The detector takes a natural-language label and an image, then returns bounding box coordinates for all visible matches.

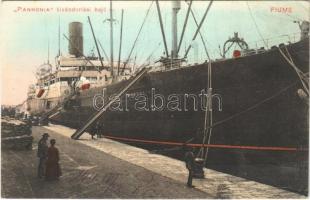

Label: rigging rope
[181,79,301,148]
[184,0,213,58]
[211,81,300,129]
[246,1,268,48]
[121,1,154,74]
[177,0,192,54]
[189,4,214,164]
[200,61,213,166]
[98,40,110,62]
[285,13,303,22]
[278,46,309,95]
[190,6,222,58]
[189,5,209,58]
[141,42,162,67]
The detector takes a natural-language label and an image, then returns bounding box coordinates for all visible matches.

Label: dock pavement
[1,124,307,198]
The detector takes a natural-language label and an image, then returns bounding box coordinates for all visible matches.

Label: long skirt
[45,162,62,180]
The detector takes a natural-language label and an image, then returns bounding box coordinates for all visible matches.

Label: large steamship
[26,1,309,193]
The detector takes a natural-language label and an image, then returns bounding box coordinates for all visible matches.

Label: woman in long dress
[45,139,62,180]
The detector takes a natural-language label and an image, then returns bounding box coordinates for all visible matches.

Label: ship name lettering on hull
[92,88,222,112]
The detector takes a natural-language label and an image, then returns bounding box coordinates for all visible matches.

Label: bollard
[193,158,205,178]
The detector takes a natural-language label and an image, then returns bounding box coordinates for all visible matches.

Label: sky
[0,0,309,105]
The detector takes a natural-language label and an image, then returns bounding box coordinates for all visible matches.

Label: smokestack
[69,22,83,57]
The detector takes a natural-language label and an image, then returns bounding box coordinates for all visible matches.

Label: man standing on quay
[37,133,49,178]
[185,147,195,187]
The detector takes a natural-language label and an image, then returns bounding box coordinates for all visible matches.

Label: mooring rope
[278,46,309,95]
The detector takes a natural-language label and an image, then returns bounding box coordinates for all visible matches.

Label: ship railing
[246,32,300,51]
[149,32,302,70]
[152,57,203,72]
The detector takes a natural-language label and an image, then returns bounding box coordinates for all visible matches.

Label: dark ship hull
[49,38,308,192]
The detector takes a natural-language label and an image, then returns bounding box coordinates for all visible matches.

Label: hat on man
[42,133,50,137]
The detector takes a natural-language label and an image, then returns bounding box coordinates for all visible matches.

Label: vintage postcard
[0,0,309,198]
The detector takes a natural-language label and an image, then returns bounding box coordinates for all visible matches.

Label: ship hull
[30,38,309,193]
[54,39,309,148]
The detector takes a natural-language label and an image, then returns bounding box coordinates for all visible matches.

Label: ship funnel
[69,22,83,57]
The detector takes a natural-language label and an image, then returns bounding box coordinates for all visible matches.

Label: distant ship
[25,1,309,193]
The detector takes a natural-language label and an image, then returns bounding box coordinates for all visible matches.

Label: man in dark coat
[37,133,49,178]
[184,146,195,187]
[95,121,103,138]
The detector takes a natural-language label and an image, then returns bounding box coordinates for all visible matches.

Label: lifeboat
[37,89,45,98]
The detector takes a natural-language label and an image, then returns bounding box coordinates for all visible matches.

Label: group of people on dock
[37,133,62,180]
[36,129,198,187]
[90,121,104,139]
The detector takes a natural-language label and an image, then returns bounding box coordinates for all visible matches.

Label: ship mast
[117,9,124,76]
[58,16,61,57]
[56,16,61,70]
[47,39,50,64]
[155,0,169,57]
[171,1,180,59]
[88,16,105,70]
[110,0,114,79]
[156,0,185,68]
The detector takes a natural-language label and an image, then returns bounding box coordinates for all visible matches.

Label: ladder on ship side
[71,67,150,140]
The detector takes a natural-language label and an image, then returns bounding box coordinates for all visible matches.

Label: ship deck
[1,124,306,198]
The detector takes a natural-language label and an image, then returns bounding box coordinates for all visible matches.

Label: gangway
[71,67,150,140]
